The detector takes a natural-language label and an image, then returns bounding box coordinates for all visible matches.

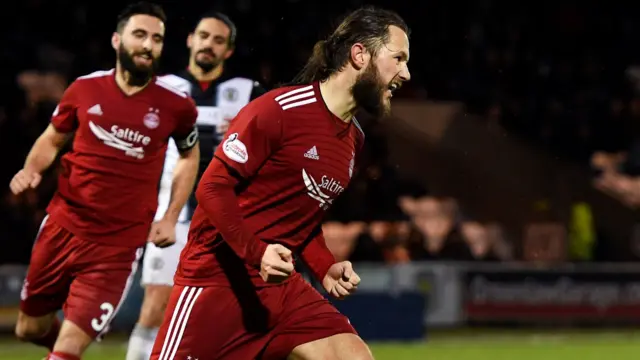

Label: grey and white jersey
[155,70,265,222]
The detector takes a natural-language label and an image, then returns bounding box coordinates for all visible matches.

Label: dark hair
[194,11,237,47]
[116,2,167,33]
[291,6,409,84]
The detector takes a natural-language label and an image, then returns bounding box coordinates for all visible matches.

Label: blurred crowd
[430,3,640,165]
[324,197,513,265]
[2,1,640,264]
[425,3,640,211]
[319,120,515,264]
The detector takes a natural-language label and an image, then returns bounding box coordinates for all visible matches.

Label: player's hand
[9,169,42,195]
[259,244,294,284]
[322,261,361,300]
[148,219,176,248]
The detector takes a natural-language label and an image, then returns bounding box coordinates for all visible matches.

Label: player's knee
[15,322,44,342]
[139,285,172,327]
[15,314,51,341]
[332,339,373,360]
[346,343,374,360]
[290,334,374,360]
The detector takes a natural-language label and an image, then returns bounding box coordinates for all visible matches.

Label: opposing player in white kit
[126,11,264,360]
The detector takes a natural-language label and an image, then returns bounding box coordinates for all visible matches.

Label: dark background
[3,0,640,267]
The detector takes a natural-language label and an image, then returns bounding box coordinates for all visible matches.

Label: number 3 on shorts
[91,302,115,332]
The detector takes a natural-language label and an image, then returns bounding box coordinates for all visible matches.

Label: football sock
[126,323,159,360]
[47,351,81,360]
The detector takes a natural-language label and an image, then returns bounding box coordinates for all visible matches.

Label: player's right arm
[195,100,294,282]
[9,82,77,195]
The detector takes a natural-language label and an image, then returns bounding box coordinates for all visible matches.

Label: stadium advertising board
[464,267,640,325]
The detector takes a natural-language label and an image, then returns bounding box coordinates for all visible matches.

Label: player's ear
[223,47,234,60]
[187,33,194,49]
[111,32,121,51]
[350,43,367,71]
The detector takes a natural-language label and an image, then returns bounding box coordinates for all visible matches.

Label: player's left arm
[301,229,361,299]
[149,101,200,248]
[300,228,336,282]
[302,131,365,292]
[164,145,200,224]
[164,101,201,224]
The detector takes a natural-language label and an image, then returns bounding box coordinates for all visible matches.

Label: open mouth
[135,54,152,65]
[387,82,400,97]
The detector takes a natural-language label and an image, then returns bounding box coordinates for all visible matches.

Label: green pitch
[2,330,640,359]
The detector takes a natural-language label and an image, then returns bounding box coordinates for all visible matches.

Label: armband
[175,126,199,151]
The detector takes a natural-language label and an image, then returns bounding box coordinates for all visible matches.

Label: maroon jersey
[47,69,198,248]
[177,82,364,287]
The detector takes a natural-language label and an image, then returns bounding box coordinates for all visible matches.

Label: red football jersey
[177,82,364,287]
[47,69,198,248]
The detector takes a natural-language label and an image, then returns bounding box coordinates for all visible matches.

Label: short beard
[351,61,389,119]
[118,43,158,86]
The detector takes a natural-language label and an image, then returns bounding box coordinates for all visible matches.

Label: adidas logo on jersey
[304,146,320,160]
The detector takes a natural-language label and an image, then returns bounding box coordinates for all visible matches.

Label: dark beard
[195,59,216,73]
[351,62,389,119]
[118,43,158,86]
[194,49,220,73]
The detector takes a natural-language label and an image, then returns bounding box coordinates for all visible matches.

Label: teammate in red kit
[9,3,200,360]
[151,6,410,360]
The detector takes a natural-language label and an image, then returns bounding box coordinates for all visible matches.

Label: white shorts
[141,222,190,287]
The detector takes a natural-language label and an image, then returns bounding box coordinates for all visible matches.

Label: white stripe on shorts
[31,214,50,250]
[158,286,203,360]
[97,247,144,340]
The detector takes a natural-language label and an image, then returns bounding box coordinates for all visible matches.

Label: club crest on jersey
[223,88,239,102]
[143,108,160,129]
[223,132,248,163]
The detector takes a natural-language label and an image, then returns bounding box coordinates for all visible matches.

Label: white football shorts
[141,222,190,286]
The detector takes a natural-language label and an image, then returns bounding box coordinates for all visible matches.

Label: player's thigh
[288,333,373,360]
[20,216,73,319]
[263,277,358,360]
[64,245,143,340]
[151,285,269,360]
[141,222,188,287]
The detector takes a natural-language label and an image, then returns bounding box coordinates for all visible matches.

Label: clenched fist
[148,218,177,248]
[322,261,361,300]
[259,244,294,284]
[9,169,42,195]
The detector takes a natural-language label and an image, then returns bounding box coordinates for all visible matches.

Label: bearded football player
[151,6,409,360]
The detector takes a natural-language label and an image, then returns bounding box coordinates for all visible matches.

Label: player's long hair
[289,6,409,85]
